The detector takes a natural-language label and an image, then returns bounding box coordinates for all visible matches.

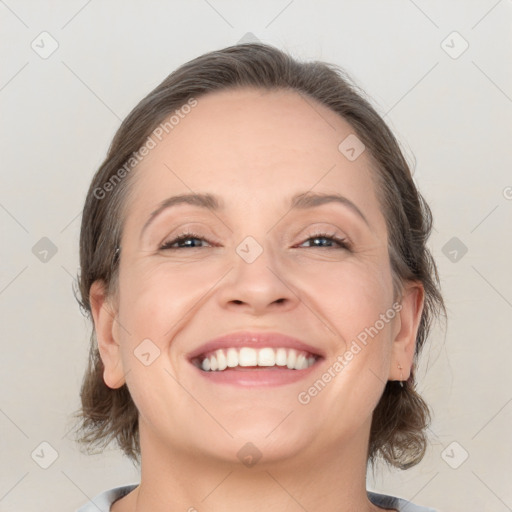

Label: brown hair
[75,42,446,469]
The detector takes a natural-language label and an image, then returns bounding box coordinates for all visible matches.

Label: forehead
[159,87,359,171]
[125,87,385,233]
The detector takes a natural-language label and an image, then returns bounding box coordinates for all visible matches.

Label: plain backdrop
[1,1,511,511]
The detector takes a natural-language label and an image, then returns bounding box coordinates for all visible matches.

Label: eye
[158,231,351,251]
[159,232,212,250]
[298,232,352,251]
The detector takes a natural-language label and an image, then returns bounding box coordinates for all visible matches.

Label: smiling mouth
[192,347,320,372]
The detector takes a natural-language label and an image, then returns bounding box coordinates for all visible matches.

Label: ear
[89,280,126,389]
[389,280,425,381]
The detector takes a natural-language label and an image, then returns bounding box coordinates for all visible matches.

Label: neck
[114,419,385,512]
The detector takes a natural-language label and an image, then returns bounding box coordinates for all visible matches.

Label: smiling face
[90,87,422,468]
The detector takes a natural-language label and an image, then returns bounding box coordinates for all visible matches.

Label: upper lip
[187,331,326,361]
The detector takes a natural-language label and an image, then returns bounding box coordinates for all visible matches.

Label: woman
[75,42,445,512]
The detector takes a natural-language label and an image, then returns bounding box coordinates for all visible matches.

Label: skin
[90,87,424,512]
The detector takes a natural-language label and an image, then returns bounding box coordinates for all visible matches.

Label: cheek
[117,258,224,335]
[294,258,396,404]
[291,257,395,340]
[113,262,205,424]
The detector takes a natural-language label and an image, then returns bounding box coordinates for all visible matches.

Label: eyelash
[299,232,352,251]
[159,231,352,251]
[159,232,211,251]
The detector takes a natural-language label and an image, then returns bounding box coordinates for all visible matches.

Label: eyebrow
[140,193,221,240]
[139,191,369,240]
[290,192,369,227]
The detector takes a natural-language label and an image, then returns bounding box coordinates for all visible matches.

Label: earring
[398,363,404,388]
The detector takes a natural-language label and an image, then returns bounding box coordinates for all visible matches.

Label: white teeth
[216,350,227,371]
[286,350,296,369]
[226,347,238,367]
[296,353,307,370]
[258,347,276,366]
[198,347,317,372]
[275,348,287,366]
[239,347,257,366]
[201,358,211,371]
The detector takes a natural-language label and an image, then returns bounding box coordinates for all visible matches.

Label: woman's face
[93,88,421,466]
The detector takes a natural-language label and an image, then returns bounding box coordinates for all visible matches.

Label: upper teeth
[199,347,316,372]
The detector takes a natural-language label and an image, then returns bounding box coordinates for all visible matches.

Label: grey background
[1,1,511,511]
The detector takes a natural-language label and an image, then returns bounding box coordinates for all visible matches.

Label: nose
[216,237,299,316]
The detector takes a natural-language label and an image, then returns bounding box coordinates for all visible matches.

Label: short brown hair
[74,42,446,469]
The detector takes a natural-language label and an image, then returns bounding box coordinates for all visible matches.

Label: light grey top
[76,484,438,511]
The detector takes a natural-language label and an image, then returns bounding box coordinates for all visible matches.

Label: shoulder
[368,490,438,512]
[76,484,139,512]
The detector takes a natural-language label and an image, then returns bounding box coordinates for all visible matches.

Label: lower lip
[191,361,321,387]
